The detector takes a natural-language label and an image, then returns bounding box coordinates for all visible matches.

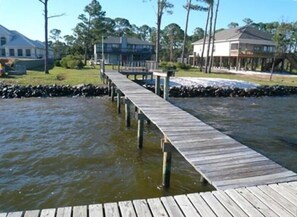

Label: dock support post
[137,111,145,149]
[111,85,115,102]
[125,97,131,127]
[200,176,208,185]
[163,76,169,101]
[155,76,161,96]
[162,138,173,188]
[108,79,112,97]
[117,90,122,114]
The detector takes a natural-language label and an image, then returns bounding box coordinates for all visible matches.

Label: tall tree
[38,0,49,74]
[144,0,173,63]
[50,29,66,59]
[209,0,220,73]
[228,22,239,29]
[181,0,207,64]
[243,18,254,26]
[204,0,214,73]
[114,17,133,36]
[138,25,152,41]
[38,0,64,73]
[192,27,204,41]
[163,23,184,61]
[74,0,106,65]
[199,2,210,71]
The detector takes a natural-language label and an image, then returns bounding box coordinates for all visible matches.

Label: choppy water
[0,97,210,212]
[171,96,297,173]
[1,96,297,212]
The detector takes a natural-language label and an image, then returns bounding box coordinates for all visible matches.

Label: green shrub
[60,55,84,69]
[56,73,66,81]
[55,60,61,67]
[176,62,191,70]
[159,61,177,70]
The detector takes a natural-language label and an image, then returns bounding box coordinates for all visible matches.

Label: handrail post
[155,76,161,96]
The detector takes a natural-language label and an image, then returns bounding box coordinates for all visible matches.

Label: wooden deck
[104,71,297,190]
[2,182,297,216]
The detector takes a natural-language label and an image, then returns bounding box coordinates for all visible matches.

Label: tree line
[42,0,296,74]
[47,0,211,69]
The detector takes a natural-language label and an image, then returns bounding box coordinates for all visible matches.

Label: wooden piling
[117,90,122,114]
[161,139,173,188]
[111,85,115,102]
[125,97,131,127]
[108,80,112,97]
[137,112,145,149]
[200,176,208,185]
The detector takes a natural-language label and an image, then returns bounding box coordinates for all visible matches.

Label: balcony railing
[97,47,153,54]
[230,49,275,57]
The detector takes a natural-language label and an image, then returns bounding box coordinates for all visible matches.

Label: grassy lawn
[1,65,297,87]
[0,66,103,86]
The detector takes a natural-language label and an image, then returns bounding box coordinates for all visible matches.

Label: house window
[9,49,15,56]
[26,49,31,57]
[0,37,6,46]
[230,43,239,50]
[18,49,23,57]
[1,49,5,56]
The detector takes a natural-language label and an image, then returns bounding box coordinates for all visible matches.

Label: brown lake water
[0,96,297,212]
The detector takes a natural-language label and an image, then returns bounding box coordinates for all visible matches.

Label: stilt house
[192,26,276,71]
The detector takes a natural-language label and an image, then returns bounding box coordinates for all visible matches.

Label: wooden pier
[2,182,297,216]
[103,70,297,190]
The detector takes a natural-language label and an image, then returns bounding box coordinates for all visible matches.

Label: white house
[0,24,53,59]
[192,26,276,71]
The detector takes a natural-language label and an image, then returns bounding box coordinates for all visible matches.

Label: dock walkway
[104,71,297,190]
[2,182,297,216]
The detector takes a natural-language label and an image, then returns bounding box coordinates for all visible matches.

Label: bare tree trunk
[209,0,219,73]
[181,0,191,64]
[44,0,49,74]
[200,8,210,72]
[156,0,163,63]
[205,2,213,73]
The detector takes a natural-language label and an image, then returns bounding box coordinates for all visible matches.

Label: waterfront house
[94,36,154,64]
[0,24,53,60]
[192,26,276,71]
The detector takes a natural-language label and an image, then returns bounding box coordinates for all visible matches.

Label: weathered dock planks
[104,71,297,190]
[2,183,297,217]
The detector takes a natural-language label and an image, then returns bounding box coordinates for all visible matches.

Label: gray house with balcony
[94,36,154,64]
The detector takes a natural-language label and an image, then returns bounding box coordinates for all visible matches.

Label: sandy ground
[145,69,297,89]
[168,77,259,89]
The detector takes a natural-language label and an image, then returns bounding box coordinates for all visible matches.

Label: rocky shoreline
[1,83,297,98]
[0,84,108,98]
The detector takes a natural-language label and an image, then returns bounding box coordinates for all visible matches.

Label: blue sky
[0,0,296,41]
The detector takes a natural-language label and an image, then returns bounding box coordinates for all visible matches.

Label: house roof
[0,25,13,36]
[104,36,153,46]
[192,26,274,44]
[0,24,47,49]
